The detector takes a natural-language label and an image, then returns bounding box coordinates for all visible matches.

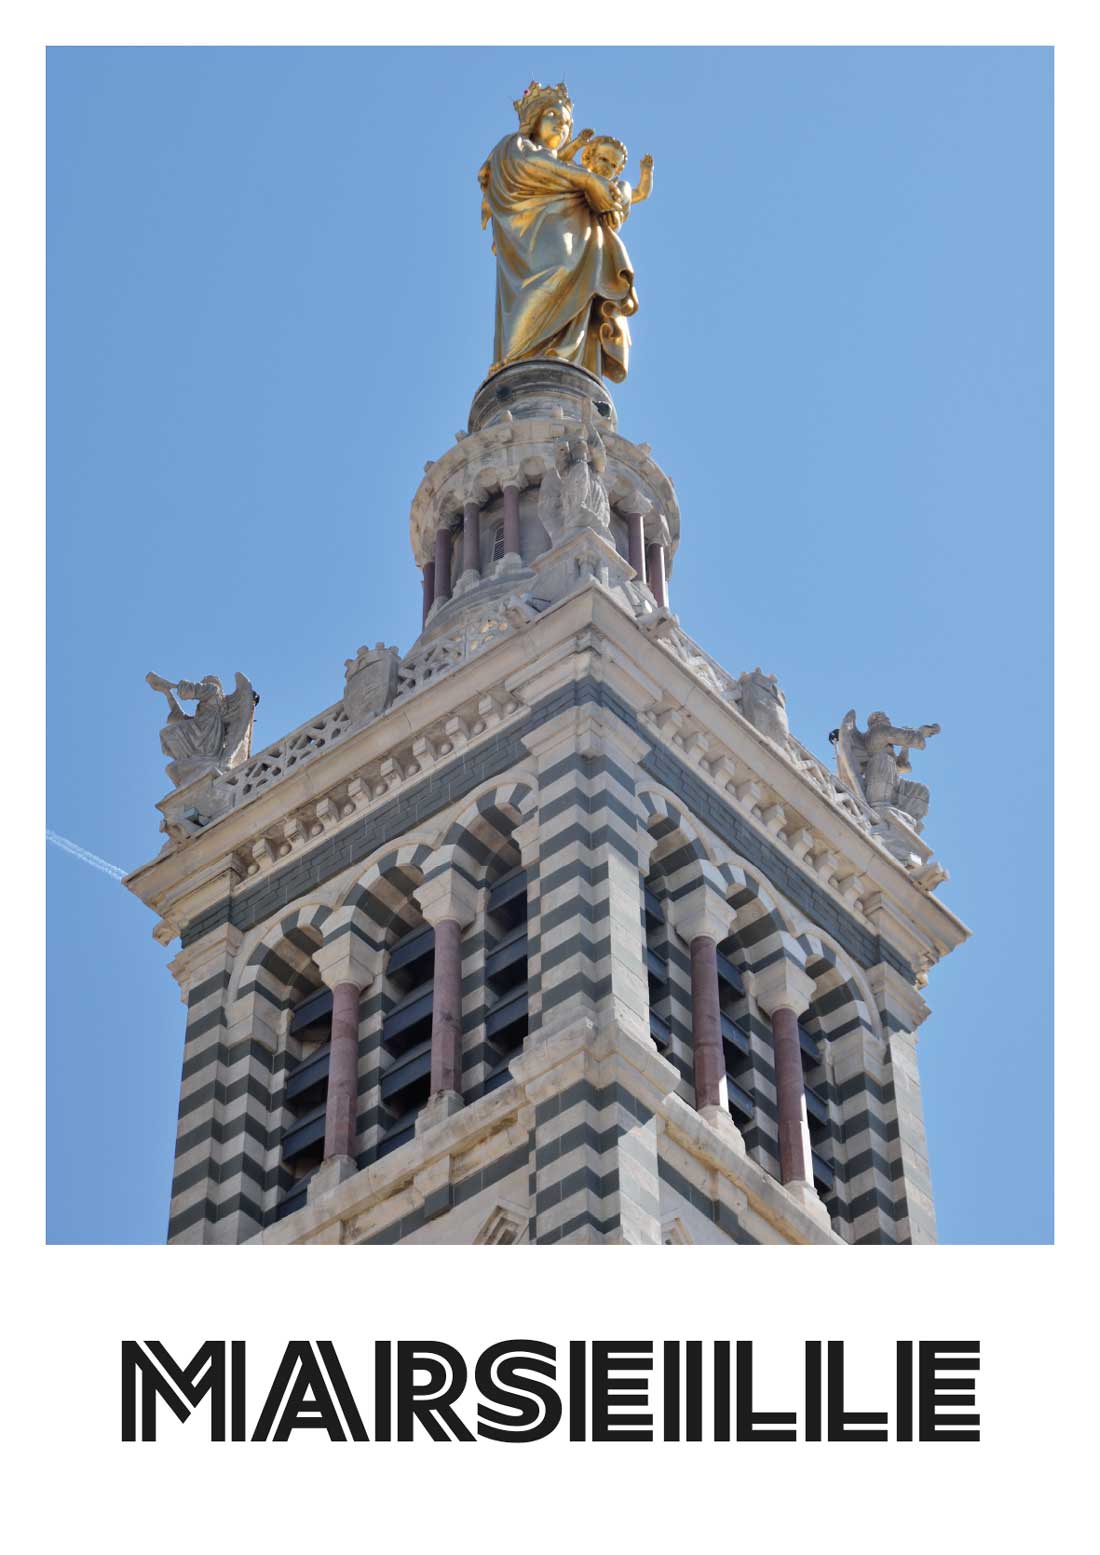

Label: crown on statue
[513,80,573,134]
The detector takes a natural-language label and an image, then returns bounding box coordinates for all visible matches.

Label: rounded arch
[339,840,435,952]
[712,857,798,974]
[797,930,882,1044]
[435,776,538,885]
[637,786,714,867]
[229,901,334,1031]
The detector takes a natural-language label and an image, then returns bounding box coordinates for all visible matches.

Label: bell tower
[125,357,967,1246]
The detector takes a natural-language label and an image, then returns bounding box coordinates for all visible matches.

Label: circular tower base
[468,359,618,434]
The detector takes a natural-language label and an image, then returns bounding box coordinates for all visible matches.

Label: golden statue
[478,82,655,384]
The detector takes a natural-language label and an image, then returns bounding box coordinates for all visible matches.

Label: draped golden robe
[481,134,639,384]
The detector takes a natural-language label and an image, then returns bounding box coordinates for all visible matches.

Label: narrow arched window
[716,933,754,1129]
[483,860,529,1092]
[377,919,436,1157]
[277,980,334,1219]
[798,1016,835,1201]
[643,877,673,1054]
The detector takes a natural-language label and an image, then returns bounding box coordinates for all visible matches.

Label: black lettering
[826,1341,888,1441]
[918,1341,980,1441]
[121,1340,227,1443]
[736,1340,796,1441]
[396,1342,474,1442]
[591,1341,653,1442]
[475,1341,562,1442]
[251,1341,357,1441]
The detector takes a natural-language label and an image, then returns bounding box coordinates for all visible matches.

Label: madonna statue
[478,82,643,384]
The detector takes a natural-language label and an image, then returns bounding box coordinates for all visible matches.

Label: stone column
[415,868,479,1133]
[646,543,668,608]
[624,508,646,579]
[460,498,481,584]
[748,961,829,1226]
[433,524,453,604]
[689,936,724,1110]
[421,561,435,625]
[310,942,375,1200]
[323,981,362,1163]
[501,480,522,565]
[669,889,743,1151]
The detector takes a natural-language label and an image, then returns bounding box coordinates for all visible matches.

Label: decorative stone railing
[781,731,879,831]
[641,612,745,705]
[393,606,520,702]
[215,702,352,806]
[203,598,541,823]
[229,682,522,880]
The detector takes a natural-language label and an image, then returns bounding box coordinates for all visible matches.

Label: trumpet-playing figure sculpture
[478,82,653,384]
[146,670,258,788]
[831,710,942,828]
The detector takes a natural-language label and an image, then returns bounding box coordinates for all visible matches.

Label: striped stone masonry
[134,574,965,1247]
[167,923,285,1244]
[520,700,652,1049]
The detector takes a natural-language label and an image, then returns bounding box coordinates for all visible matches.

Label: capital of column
[667,883,733,949]
[746,960,816,1020]
[314,948,376,993]
[416,867,479,930]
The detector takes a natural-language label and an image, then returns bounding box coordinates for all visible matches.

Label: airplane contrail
[46,829,128,881]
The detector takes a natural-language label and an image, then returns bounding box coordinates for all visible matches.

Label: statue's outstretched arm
[883,723,935,749]
[633,154,654,203]
[558,128,594,163]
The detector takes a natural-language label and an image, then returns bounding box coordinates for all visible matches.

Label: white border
[8,3,1088,1541]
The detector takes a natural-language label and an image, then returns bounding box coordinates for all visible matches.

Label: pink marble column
[647,543,668,608]
[462,499,481,577]
[689,936,724,1111]
[421,562,435,626]
[501,482,521,559]
[429,917,463,1097]
[323,982,361,1162]
[433,525,452,603]
[625,509,646,579]
[772,1005,812,1185]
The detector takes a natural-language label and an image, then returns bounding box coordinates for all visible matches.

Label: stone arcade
[125,354,968,1247]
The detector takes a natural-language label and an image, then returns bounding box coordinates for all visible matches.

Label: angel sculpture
[536,422,611,544]
[830,710,941,829]
[146,670,258,788]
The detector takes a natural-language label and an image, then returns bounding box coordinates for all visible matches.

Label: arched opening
[715,928,754,1131]
[797,1007,835,1202]
[271,925,330,1219]
[377,908,436,1158]
[642,871,673,1056]
[482,837,529,1093]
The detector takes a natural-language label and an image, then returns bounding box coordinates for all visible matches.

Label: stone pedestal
[308,1154,358,1203]
[469,359,617,433]
[415,1088,465,1136]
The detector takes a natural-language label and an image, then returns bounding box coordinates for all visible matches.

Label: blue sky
[46,45,1052,1244]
